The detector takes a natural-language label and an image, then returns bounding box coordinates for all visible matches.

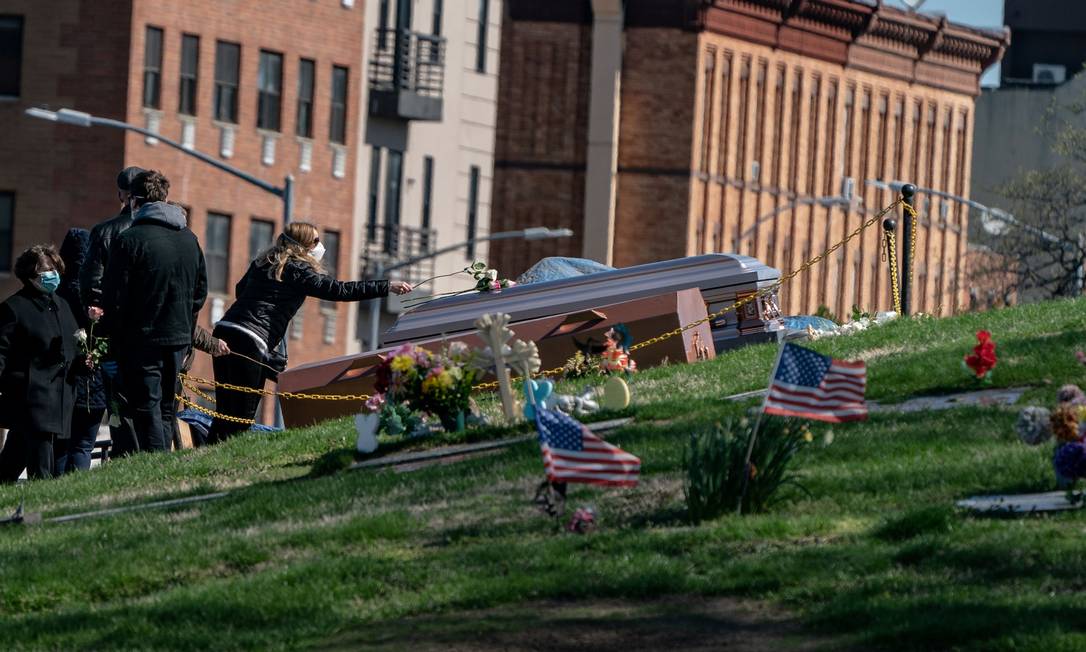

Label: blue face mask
[37,270,60,294]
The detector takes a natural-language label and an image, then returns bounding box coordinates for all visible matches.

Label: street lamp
[365,227,575,350]
[26,106,296,426]
[25,107,295,225]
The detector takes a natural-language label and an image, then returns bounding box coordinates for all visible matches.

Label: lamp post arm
[86,115,284,197]
[382,230,561,274]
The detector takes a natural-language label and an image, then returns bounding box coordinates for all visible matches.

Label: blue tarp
[515,257,615,285]
[783,316,838,332]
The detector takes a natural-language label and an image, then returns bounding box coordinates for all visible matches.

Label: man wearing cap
[80,166,144,456]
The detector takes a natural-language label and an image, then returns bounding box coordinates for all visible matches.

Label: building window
[475,0,490,73]
[330,65,349,144]
[466,165,480,259]
[0,192,13,272]
[142,26,163,109]
[178,34,199,115]
[432,0,443,36]
[0,16,24,97]
[421,156,434,250]
[296,58,315,139]
[257,50,283,132]
[367,148,381,242]
[214,41,241,123]
[383,150,403,254]
[249,218,274,261]
[205,212,232,294]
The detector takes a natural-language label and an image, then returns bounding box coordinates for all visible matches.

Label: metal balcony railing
[362,223,438,284]
[368,29,445,121]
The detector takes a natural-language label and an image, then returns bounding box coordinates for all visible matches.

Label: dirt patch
[316,596,843,652]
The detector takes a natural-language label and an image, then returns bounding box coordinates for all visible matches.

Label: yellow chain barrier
[884,230,902,316]
[178,197,919,414]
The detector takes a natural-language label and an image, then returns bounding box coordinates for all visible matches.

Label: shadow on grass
[315,596,837,652]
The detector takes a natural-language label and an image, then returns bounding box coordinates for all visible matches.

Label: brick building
[0,0,365,418]
[491,0,1007,318]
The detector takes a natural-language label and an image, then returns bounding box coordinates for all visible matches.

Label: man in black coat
[82,166,143,457]
[0,246,81,481]
[101,170,208,453]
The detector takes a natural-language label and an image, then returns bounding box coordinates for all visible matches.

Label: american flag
[534,409,640,486]
[763,343,868,423]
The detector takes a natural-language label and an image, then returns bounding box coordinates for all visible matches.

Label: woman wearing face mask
[206,222,411,443]
[0,245,82,481]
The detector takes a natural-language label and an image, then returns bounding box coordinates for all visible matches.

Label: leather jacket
[220,259,388,352]
[81,207,134,309]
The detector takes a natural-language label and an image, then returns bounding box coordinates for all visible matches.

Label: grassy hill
[1,298,1085,650]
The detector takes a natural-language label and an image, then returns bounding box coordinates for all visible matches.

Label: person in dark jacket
[207,221,411,443]
[82,166,144,458]
[54,229,107,473]
[101,170,208,453]
[0,245,81,481]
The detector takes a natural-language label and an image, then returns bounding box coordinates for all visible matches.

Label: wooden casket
[386,253,783,352]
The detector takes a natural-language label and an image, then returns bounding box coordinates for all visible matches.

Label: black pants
[207,326,265,444]
[54,407,106,474]
[0,430,56,481]
[103,371,139,457]
[120,345,187,453]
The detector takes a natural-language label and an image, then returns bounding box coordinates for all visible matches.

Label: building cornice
[701,0,1010,96]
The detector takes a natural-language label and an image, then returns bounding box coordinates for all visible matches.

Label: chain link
[178,373,371,402]
[884,230,902,315]
[905,200,918,295]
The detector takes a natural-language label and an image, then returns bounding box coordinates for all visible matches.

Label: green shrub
[683,417,815,521]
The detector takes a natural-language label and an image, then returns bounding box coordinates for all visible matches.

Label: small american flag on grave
[763,343,868,423]
[534,409,640,487]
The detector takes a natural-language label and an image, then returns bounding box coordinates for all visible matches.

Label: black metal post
[882,217,896,306]
[899,183,916,316]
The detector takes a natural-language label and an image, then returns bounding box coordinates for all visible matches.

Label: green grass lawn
[2,299,1086,650]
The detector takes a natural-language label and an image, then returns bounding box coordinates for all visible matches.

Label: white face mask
[311,241,326,262]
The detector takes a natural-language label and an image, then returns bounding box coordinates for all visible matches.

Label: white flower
[486,269,498,281]
[74,329,88,344]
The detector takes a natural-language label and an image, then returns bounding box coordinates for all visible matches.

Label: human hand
[389,281,413,295]
[88,306,104,321]
[212,339,230,357]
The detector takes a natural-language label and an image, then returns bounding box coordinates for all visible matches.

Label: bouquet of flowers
[962,330,997,382]
[401,261,517,312]
[75,322,109,413]
[368,342,481,433]
[1015,373,1086,486]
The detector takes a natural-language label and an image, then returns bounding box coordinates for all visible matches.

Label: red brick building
[491,0,1008,318]
[0,0,365,417]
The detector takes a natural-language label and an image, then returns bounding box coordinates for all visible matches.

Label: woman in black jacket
[207,222,411,442]
[0,245,81,481]
[54,229,107,473]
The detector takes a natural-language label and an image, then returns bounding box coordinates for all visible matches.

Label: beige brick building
[491,0,1007,319]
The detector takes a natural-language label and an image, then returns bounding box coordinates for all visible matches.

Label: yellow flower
[390,355,414,373]
[437,370,454,388]
[803,429,814,443]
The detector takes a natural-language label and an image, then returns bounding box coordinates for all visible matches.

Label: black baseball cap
[116,166,146,191]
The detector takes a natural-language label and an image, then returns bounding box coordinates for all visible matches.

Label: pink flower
[1076,350,1086,366]
[364,393,386,413]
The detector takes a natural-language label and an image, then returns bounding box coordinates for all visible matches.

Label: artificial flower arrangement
[367,342,481,434]
[962,330,997,382]
[599,324,637,375]
[1015,380,1086,486]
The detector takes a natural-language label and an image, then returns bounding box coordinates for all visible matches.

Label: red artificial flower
[964,330,997,379]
